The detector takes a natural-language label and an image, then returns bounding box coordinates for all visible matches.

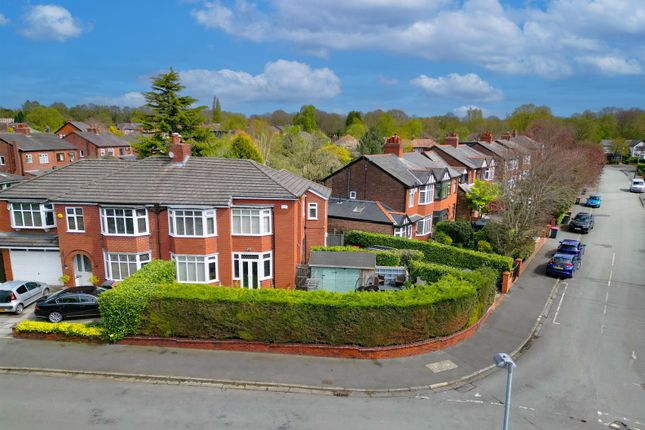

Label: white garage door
[10,249,63,286]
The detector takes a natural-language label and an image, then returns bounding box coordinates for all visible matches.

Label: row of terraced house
[0,125,540,289]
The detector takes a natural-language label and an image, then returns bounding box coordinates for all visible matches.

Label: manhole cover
[455,383,475,393]
[425,360,458,373]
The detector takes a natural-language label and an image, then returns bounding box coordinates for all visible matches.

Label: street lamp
[494,353,517,430]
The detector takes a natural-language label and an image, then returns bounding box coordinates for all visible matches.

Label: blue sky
[0,0,643,117]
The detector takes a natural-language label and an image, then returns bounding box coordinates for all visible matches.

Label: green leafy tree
[400,118,423,139]
[13,111,25,123]
[507,104,552,132]
[25,106,65,131]
[345,111,362,127]
[375,112,396,137]
[221,112,248,131]
[358,126,384,154]
[346,121,366,139]
[212,96,222,123]
[227,132,264,163]
[466,180,501,214]
[132,69,208,157]
[293,105,317,132]
[320,144,352,164]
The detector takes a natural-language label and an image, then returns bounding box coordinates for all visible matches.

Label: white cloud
[179,60,341,103]
[191,0,645,78]
[22,5,83,42]
[411,73,503,101]
[89,92,146,107]
[576,55,642,75]
[0,13,9,25]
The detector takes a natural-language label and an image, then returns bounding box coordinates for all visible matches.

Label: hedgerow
[15,321,103,339]
[140,276,481,346]
[98,260,175,342]
[310,246,423,266]
[345,230,513,282]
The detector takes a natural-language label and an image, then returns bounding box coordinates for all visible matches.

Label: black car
[568,212,594,233]
[34,286,107,323]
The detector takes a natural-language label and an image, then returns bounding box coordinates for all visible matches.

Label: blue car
[557,239,586,258]
[586,194,601,208]
[546,253,579,278]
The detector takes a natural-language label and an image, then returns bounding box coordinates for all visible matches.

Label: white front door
[73,254,93,286]
[237,254,260,289]
[9,249,63,285]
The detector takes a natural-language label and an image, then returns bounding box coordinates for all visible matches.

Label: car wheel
[42,288,50,297]
[15,303,24,315]
[48,312,63,323]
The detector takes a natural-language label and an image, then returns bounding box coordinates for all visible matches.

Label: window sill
[12,226,56,231]
[66,230,86,234]
[101,233,150,237]
[232,233,273,237]
[169,234,218,239]
[177,280,220,284]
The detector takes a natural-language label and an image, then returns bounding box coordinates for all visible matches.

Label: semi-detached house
[0,136,329,289]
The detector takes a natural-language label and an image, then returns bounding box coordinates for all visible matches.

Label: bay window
[174,254,218,283]
[100,208,148,236]
[104,251,150,280]
[418,184,434,205]
[415,216,432,236]
[232,208,272,235]
[168,209,216,237]
[10,202,55,229]
[434,181,451,200]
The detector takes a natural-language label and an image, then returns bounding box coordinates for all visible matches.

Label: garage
[9,249,63,285]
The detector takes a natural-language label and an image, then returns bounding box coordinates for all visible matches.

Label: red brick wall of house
[0,142,11,173]
[456,189,472,221]
[56,123,80,138]
[303,191,327,257]
[63,133,94,158]
[324,158,407,212]
[21,150,79,172]
[328,218,393,235]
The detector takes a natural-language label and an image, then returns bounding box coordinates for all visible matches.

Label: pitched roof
[0,133,78,152]
[495,139,530,154]
[309,251,375,270]
[466,141,511,159]
[510,135,542,150]
[328,197,397,225]
[54,121,90,134]
[430,145,479,169]
[411,138,438,148]
[0,172,26,185]
[71,131,134,148]
[364,153,461,187]
[0,156,331,206]
[0,231,59,248]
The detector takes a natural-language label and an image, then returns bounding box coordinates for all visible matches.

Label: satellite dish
[168,151,175,158]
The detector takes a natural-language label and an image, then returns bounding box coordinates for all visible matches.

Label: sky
[0,0,643,118]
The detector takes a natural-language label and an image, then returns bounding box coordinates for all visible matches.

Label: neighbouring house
[464,132,520,186]
[410,138,439,153]
[55,121,91,138]
[0,125,81,177]
[308,251,376,293]
[0,119,14,132]
[0,134,330,288]
[0,172,25,190]
[328,197,417,237]
[629,139,645,158]
[64,128,135,159]
[333,134,360,152]
[117,122,144,136]
[323,135,463,240]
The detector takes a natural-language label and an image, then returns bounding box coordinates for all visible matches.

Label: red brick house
[55,121,91,138]
[64,129,135,159]
[323,136,462,239]
[0,125,81,177]
[0,135,329,289]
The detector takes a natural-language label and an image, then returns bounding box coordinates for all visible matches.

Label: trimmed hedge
[140,276,485,347]
[14,321,103,339]
[345,230,513,281]
[98,260,176,341]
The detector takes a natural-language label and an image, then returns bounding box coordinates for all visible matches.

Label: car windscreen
[634,180,645,185]
[574,214,590,221]
[45,290,65,302]
[552,256,572,264]
[0,290,13,303]
[589,195,600,200]
[559,245,578,252]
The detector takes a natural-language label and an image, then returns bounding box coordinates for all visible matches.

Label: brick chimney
[383,134,403,157]
[511,129,517,138]
[10,141,22,176]
[87,125,100,134]
[444,132,459,148]
[169,133,191,164]
[501,131,511,141]
[480,131,493,143]
[13,123,30,136]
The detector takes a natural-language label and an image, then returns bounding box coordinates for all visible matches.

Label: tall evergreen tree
[132,69,207,157]
[212,96,222,123]
[358,126,384,154]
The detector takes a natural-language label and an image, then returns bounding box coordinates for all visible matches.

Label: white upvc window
[79,150,85,158]
[0,156,5,165]
[99,149,106,156]
[349,191,357,199]
[69,152,76,162]
[394,227,404,237]
[104,251,151,281]
[168,209,216,237]
[10,202,55,229]
[307,202,318,220]
[100,207,148,236]
[56,153,65,162]
[107,148,115,156]
[484,167,494,180]
[25,154,32,164]
[233,252,273,281]
[408,189,416,208]
[418,185,434,205]
[415,216,432,236]
[406,224,413,238]
[66,207,85,232]
[173,254,218,283]
[39,153,49,164]
[232,208,272,235]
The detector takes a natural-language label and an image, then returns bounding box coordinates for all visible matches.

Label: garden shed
[309,251,376,293]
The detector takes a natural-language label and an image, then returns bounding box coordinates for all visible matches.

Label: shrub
[310,246,400,266]
[435,220,473,245]
[345,231,513,282]
[435,231,453,245]
[98,260,176,341]
[140,276,482,347]
[15,321,103,339]
[477,240,494,253]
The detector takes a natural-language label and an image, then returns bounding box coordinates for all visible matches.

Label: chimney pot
[480,131,493,143]
[383,134,403,157]
[169,133,190,164]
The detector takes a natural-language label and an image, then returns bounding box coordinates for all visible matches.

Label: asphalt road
[0,166,643,430]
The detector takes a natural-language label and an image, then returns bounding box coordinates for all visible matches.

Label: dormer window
[10,202,55,229]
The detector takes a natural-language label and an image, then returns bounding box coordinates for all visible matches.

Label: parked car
[0,281,50,314]
[630,178,645,193]
[568,212,594,233]
[546,253,580,278]
[585,195,601,208]
[556,239,586,258]
[34,286,107,323]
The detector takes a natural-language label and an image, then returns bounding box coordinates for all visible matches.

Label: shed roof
[309,251,376,270]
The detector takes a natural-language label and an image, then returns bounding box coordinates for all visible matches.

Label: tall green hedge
[140,276,484,347]
[310,246,423,267]
[98,260,175,341]
[345,231,513,281]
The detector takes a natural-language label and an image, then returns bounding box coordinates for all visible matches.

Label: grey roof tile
[0,232,59,248]
[309,251,375,269]
[71,131,133,148]
[0,133,79,152]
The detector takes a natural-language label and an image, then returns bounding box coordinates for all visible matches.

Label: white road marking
[600,324,605,334]
[603,304,607,315]
[611,252,615,266]
[473,393,481,398]
[608,270,613,287]
[446,399,484,404]
[632,351,637,360]
[552,282,568,325]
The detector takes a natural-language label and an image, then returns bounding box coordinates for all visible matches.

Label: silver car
[0,281,50,314]
[630,178,645,193]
